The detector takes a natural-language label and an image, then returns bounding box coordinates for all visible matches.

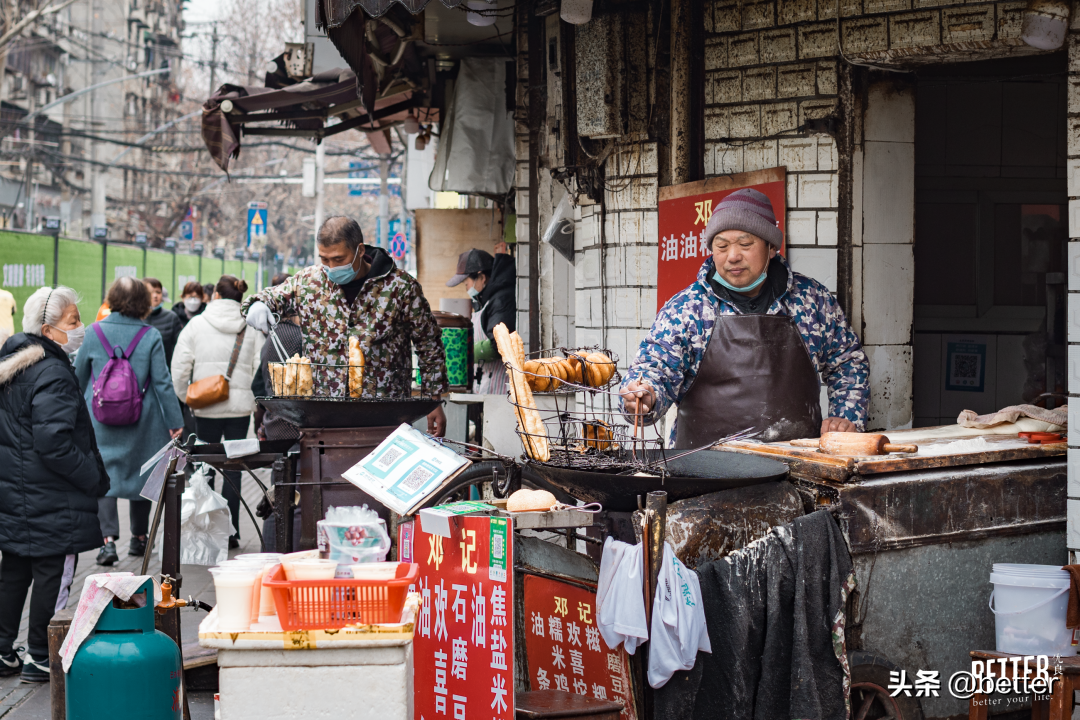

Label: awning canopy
[201,68,435,172]
[321,0,463,22]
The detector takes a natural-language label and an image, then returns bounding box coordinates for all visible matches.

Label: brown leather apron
[674,313,822,449]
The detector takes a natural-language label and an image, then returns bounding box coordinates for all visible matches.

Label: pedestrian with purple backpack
[74,276,183,566]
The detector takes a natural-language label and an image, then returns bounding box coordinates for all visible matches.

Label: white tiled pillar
[857,80,916,430]
[1067,32,1080,558]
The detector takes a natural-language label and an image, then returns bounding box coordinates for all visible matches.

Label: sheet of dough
[883,419,1063,443]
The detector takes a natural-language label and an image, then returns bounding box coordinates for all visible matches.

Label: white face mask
[184,297,202,313]
[58,323,85,353]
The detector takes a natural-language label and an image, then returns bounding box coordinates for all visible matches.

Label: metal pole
[527,7,543,354]
[52,232,59,287]
[378,157,389,250]
[645,490,667,618]
[313,143,325,253]
[171,247,176,300]
[208,24,218,97]
[100,237,107,303]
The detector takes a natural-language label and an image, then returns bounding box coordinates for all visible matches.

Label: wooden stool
[516,690,624,720]
[969,650,1080,720]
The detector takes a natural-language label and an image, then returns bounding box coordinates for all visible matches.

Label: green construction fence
[0,230,267,333]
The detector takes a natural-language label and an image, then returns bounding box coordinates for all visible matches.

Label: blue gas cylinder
[66,578,183,720]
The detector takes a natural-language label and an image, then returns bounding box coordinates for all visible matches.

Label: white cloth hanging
[647,543,712,688]
[596,537,649,654]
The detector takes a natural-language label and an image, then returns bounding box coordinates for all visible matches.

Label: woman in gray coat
[74,277,183,566]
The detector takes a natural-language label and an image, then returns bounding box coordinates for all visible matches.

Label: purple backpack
[90,324,152,426]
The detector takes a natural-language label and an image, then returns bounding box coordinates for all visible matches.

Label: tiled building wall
[1067,28,1080,559]
[703,0,1032,428]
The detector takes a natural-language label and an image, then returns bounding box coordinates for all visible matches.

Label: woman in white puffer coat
[171,275,264,547]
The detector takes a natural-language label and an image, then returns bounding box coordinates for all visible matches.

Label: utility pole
[378,156,389,250]
[89,0,106,235]
[313,142,325,254]
[208,24,219,97]
[22,87,35,230]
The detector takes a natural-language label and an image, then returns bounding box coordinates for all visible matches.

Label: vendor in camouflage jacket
[620,189,868,448]
[243,216,448,435]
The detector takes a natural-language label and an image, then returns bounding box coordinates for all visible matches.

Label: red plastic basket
[262,562,418,630]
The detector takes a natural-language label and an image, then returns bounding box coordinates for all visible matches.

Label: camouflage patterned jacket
[621,254,869,430]
[242,247,448,399]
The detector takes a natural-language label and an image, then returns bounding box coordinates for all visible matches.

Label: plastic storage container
[989,563,1075,656]
[262,562,419,630]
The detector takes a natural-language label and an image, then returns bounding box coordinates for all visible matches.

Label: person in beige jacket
[171,275,264,547]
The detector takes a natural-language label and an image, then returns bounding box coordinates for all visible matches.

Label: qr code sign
[946,342,984,391]
[400,465,434,493]
[374,445,405,471]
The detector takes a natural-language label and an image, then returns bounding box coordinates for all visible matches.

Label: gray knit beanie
[704,188,783,250]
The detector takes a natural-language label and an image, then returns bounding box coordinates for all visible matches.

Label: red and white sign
[522,575,636,720]
[656,167,787,311]
[408,516,514,720]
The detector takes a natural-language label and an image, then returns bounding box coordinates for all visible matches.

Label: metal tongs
[620,426,758,475]
[267,312,291,362]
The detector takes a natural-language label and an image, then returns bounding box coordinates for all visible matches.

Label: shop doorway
[912,54,1068,427]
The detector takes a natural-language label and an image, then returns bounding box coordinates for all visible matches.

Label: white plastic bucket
[989,563,1075,656]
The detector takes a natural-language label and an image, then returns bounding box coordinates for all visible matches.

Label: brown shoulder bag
[186,327,247,410]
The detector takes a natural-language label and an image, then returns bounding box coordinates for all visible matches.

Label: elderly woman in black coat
[0,286,109,684]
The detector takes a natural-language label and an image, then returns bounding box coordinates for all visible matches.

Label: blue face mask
[466,287,480,299]
[713,267,769,293]
[322,246,360,285]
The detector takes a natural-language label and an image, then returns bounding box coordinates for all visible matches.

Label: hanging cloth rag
[654,510,855,720]
[596,537,649,655]
[649,543,712,688]
[60,573,161,672]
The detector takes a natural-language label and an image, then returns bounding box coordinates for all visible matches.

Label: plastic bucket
[989,563,1075,656]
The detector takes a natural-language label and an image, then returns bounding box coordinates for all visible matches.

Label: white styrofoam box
[716,144,744,175]
[912,333,941,420]
[817,137,837,172]
[861,243,914,346]
[1069,498,1080,549]
[1070,449,1080,496]
[817,211,838,246]
[577,247,600,287]
[640,288,658,328]
[1070,344,1080,393]
[1069,159,1080,198]
[1071,201,1080,240]
[1070,293,1080,342]
[795,173,838,209]
[786,247,837,292]
[852,148,864,247]
[864,81,915,143]
[863,141,914,244]
[1069,242,1080,290]
[612,287,642,327]
[778,138,818,172]
[786,210,817,245]
[625,245,656,286]
[865,344,914,431]
[642,211,659,246]
[619,211,645,244]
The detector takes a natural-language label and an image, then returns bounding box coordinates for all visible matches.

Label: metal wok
[256,397,441,428]
[522,449,789,512]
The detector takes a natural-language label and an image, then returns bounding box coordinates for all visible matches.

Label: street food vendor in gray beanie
[704,188,783,250]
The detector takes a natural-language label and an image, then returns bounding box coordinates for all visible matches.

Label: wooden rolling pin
[790,432,918,456]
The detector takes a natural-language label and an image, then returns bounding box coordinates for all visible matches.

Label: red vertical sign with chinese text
[522,576,637,720]
[656,167,787,311]
[413,516,514,720]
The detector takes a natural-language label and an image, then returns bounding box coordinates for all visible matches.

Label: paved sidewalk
[1,467,269,719]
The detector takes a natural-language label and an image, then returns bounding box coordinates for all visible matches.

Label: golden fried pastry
[348,337,364,398]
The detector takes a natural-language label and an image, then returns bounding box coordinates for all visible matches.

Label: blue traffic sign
[179,220,194,242]
[246,201,268,247]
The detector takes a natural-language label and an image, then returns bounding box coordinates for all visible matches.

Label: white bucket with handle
[989,563,1075,656]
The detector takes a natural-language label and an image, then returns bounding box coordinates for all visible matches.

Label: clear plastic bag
[162,465,232,566]
[317,505,391,564]
[542,192,576,263]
